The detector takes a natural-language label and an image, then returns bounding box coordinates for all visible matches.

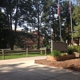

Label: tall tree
[0,10,9,48]
[13,0,33,49]
[42,0,64,41]
[72,4,80,38]
[1,0,34,49]
[0,0,15,49]
[41,0,75,44]
[73,6,80,25]
[76,0,80,6]
[13,0,33,32]
[30,0,43,49]
[41,0,58,44]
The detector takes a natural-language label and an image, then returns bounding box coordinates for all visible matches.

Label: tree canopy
[0,10,10,48]
[72,0,80,38]
[0,0,80,48]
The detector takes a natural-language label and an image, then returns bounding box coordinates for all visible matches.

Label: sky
[72,0,77,4]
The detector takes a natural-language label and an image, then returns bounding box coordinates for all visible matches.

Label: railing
[0,48,41,59]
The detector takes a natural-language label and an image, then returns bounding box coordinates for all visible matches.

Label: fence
[40,47,46,55]
[0,48,46,59]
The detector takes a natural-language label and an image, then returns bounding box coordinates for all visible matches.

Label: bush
[68,46,78,54]
[46,45,50,49]
[14,45,18,49]
[51,50,61,57]
[76,46,80,53]
[33,44,37,49]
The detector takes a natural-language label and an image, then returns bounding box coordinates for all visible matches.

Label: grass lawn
[0,52,45,60]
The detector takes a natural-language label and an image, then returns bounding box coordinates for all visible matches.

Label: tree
[72,3,80,38]
[41,0,70,42]
[13,0,33,32]
[0,10,9,48]
[1,0,34,50]
[12,0,34,49]
[73,25,80,37]
[0,0,17,50]
[0,0,77,49]
[60,1,71,43]
[42,0,77,43]
[73,6,80,25]
[41,0,58,44]
[29,0,43,49]
[76,0,80,6]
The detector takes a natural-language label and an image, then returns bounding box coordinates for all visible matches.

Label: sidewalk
[0,56,80,80]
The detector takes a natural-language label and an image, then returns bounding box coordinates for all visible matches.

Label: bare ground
[35,58,80,72]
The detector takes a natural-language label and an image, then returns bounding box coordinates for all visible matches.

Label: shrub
[68,47,73,54]
[51,50,61,57]
[76,46,80,53]
[73,46,78,52]
[46,45,50,49]
[33,44,37,49]
[68,46,78,54]
[14,45,17,49]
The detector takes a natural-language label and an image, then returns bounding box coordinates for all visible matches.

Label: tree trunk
[37,3,40,49]
[6,3,14,50]
[10,13,14,50]
[14,0,18,33]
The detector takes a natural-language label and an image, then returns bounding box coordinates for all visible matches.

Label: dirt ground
[35,58,80,72]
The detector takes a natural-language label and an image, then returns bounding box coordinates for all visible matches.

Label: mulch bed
[35,58,80,72]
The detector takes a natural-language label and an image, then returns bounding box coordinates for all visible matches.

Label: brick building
[15,30,43,49]
[25,31,43,49]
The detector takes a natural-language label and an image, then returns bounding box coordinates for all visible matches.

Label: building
[15,30,43,49]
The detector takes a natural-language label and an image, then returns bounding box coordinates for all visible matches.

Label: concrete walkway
[0,56,80,80]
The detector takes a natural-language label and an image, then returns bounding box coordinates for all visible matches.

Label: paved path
[0,56,80,80]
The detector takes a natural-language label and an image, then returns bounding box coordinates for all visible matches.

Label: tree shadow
[0,62,80,80]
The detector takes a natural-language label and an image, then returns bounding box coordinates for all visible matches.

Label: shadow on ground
[0,62,80,80]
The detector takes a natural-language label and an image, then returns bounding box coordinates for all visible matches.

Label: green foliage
[74,46,80,53]
[0,10,10,49]
[73,6,80,25]
[68,46,76,54]
[68,46,80,54]
[73,25,80,37]
[46,45,50,49]
[41,0,74,41]
[43,38,49,47]
[14,45,18,49]
[33,44,37,48]
[51,50,61,57]
[1,0,80,49]
[68,46,79,54]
